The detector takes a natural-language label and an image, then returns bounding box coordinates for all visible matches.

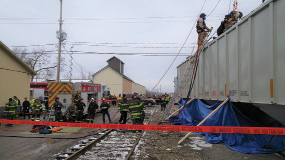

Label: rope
[233,0,238,11]
[228,0,232,13]
[110,110,119,121]
[151,0,208,92]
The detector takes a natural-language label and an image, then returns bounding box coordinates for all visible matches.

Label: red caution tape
[16,112,48,115]
[0,119,284,135]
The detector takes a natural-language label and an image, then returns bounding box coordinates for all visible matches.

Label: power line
[16,52,190,56]
[10,42,197,48]
[0,15,218,21]
[207,0,222,17]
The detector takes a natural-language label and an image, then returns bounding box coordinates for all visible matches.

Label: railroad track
[54,108,157,160]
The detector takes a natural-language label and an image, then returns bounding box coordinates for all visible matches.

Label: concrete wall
[132,82,146,95]
[0,47,31,107]
[93,67,123,96]
[122,78,132,94]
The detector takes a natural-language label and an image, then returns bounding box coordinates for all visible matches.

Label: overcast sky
[0,0,263,93]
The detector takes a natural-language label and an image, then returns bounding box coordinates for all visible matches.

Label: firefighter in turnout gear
[160,96,166,111]
[75,98,86,123]
[74,93,81,106]
[129,95,144,133]
[30,98,36,107]
[118,94,129,124]
[53,97,63,122]
[224,11,243,32]
[87,98,98,123]
[117,94,122,101]
[196,13,212,48]
[31,98,42,121]
[100,99,111,124]
[4,98,17,126]
[161,93,170,111]
[165,94,170,104]
[13,96,21,117]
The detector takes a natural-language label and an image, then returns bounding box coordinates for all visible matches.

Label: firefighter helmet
[200,13,206,18]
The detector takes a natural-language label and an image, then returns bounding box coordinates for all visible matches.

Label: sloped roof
[0,41,37,75]
[92,66,133,82]
[106,56,125,64]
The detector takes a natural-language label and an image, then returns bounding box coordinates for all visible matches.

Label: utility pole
[56,0,63,82]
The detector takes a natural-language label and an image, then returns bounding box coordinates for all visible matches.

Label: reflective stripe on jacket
[118,100,129,111]
[129,99,143,119]
[32,102,42,110]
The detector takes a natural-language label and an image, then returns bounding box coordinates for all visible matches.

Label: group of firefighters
[197,10,243,47]
[2,93,170,131]
[3,96,43,126]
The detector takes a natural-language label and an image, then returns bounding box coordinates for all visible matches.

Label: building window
[30,90,33,97]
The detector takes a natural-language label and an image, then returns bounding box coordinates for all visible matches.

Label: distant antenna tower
[69,46,74,82]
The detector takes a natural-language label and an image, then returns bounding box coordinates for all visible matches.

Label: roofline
[106,56,125,64]
[93,66,145,87]
[132,82,146,88]
[92,66,124,78]
[0,41,37,75]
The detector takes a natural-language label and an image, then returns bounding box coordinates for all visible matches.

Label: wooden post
[165,98,195,121]
[178,98,229,145]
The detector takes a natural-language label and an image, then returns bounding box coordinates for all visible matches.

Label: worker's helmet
[200,13,206,18]
[91,98,94,101]
[55,97,59,100]
[239,11,243,18]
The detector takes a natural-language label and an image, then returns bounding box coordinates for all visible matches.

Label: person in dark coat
[76,98,86,123]
[53,97,63,122]
[87,98,98,123]
[22,97,31,119]
[100,99,111,124]
[113,94,117,106]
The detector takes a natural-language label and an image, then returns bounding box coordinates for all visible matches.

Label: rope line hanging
[233,0,238,11]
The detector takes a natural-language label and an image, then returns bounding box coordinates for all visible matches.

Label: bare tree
[13,47,65,81]
[80,65,87,79]
[88,71,92,80]
[63,72,71,80]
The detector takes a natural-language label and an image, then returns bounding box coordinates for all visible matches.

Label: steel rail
[63,117,132,160]
[59,108,156,160]
[65,129,112,160]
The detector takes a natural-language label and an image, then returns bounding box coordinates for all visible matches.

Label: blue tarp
[171,98,285,154]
